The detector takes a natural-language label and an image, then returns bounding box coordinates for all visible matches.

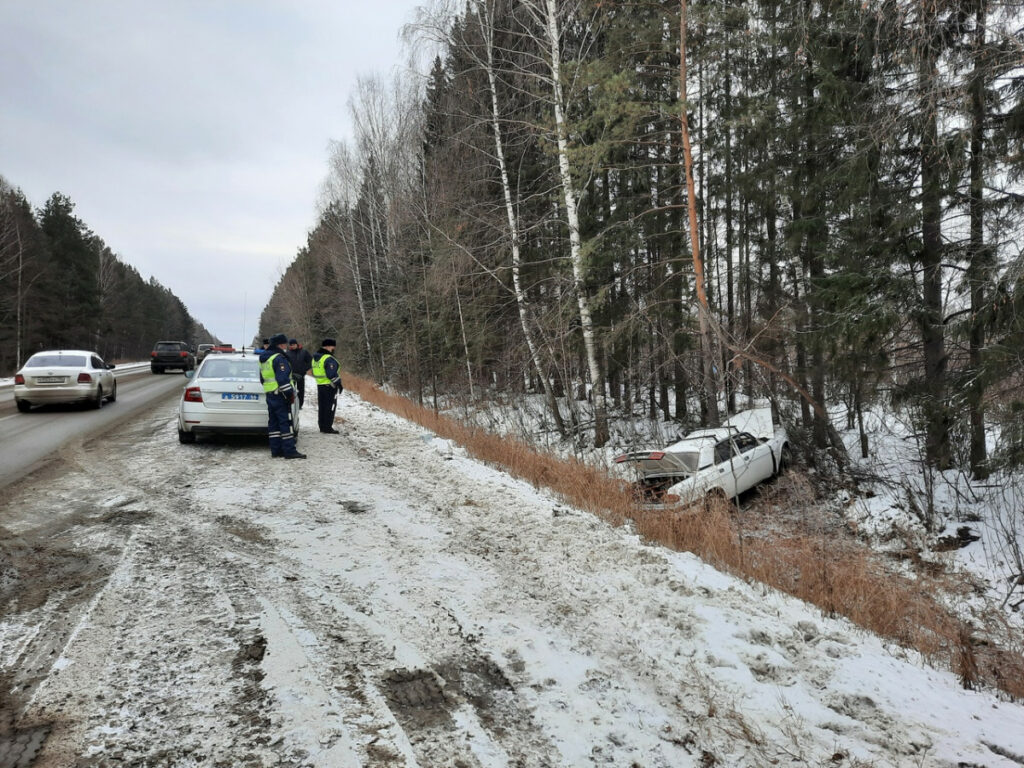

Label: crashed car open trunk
[615,449,701,503]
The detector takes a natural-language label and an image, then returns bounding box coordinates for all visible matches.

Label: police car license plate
[221,393,259,401]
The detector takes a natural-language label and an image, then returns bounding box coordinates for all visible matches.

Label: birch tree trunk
[540,0,610,447]
[454,275,475,401]
[345,212,375,373]
[324,143,375,374]
[97,245,116,350]
[474,0,566,437]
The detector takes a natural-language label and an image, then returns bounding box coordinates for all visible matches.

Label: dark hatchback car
[151,341,196,373]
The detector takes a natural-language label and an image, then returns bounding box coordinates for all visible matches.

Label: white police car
[176,353,299,443]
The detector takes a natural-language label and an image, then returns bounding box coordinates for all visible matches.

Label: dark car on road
[151,341,196,374]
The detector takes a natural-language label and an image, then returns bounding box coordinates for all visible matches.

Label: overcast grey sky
[0,1,422,346]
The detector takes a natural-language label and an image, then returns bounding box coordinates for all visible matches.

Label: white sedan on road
[177,353,299,444]
[14,349,117,412]
[615,408,791,508]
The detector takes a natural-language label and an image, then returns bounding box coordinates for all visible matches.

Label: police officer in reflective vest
[258,334,305,459]
[311,338,343,434]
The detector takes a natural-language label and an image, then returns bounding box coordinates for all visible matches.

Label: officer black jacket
[286,346,313,376]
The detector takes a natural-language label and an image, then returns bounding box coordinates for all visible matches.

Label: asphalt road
[0,368,187,490]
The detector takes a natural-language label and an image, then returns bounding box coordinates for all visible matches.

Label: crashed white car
[615,408,791,508]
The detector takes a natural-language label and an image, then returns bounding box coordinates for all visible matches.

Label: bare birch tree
[416,0,569,433]
[520,0,610,447]
[322,141,375,371]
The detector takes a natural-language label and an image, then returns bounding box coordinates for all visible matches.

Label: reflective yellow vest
[260,353,282,393]
[311,352,337,386]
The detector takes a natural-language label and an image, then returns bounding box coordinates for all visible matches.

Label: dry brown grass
[345,373,1024,699]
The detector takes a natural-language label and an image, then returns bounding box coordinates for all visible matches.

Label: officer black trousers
[317,384,337,432]
[267,393,297,456]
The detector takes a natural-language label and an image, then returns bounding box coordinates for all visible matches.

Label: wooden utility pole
[680,0,720,426]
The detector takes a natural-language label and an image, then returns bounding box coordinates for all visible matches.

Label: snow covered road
[1,389,1023,767]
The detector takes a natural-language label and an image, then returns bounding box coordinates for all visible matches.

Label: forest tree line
[0,176,216,374]
[258,0,1024,477]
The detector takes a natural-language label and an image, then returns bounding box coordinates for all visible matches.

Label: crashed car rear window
[667,451,701,472]
[25,355,87,367]
[156,343,183,351]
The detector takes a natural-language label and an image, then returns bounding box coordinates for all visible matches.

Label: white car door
[93,355,114,392]
[731,432,774,491]
[711,439,741,498]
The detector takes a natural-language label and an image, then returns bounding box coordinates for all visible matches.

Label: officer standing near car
[285,338,313,408]
[311,338,343,434]
[258,334,306,459]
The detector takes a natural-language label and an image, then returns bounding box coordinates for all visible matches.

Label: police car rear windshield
[25,354,87,367]
[198,359,260,381]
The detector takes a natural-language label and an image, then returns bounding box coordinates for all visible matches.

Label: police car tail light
[184,386,203,402]
[77,373,92,383]
[14,374,24,385]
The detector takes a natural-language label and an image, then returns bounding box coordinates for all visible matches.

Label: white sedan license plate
[35,376,65,384]
[221,393,259,401]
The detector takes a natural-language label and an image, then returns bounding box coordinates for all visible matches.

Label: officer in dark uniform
[311,338,343,434]
[258,334,305,459]
[285,338,313,408]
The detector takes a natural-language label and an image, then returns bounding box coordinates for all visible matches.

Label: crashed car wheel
[702,488,733,514]
[777,444,793,475]
[15,399,31,413]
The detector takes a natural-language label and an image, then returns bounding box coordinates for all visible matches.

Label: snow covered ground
[1,385,1023,767]
[449,391,1024,637]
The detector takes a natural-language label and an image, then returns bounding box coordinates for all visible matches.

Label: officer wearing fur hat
[258,334,306,458]
[311,338,343,434]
